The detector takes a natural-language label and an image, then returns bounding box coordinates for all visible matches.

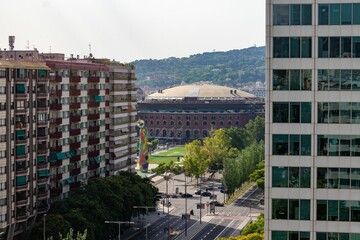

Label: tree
[203,129,232,170]
[244,116,265,144]
[249,160,265,190]
[183,140,209,184]
[222,156,242,197]
[58,228,87,240]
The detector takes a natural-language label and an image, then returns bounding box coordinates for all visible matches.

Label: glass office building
[265,1,360,239]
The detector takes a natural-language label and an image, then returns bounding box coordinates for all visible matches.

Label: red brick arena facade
[137,84,264,143]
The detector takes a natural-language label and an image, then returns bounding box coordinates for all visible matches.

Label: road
[129,173,264,240]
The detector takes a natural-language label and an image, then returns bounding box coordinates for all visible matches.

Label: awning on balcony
[16,176,26,186]
[94,156,101,164]
[37,183,47,189]
[94,95,103,103]
[16,84,25,92]
[50,152,67,162]
[16,130,26,138]
[37,156,46,163]
[64,178,73,184]
[38,170,49,177]
[16,145,26,156]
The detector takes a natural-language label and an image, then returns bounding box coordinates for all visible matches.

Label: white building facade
[266,1,360,239]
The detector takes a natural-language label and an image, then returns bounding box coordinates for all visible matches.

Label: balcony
[70,115,81,123]
[70,128,80,136]
[88,76,100,83]
[70,141,80,149]
[37,148,48,155]
[70,76,80,83]
[15,108,27,115]
[16,182,28,191]
[50,117,62,125]
[50,89,62,97]
[70,181,81,189]
[16,199,28,207]
[88,113,100,120]
[50,173,62,181]
[37,204,49,213]
[88,150,99,158]
[37,162,48,170]
[88,89,99,95]
[70,168,81,176]
[50,146,62,152]
[37,92,48,98]
[37,121,48,127]
[37,189,48,199]
[50,131,62,139]
[70,88,81,96]
[16,168,28,175]
[70,102,81,109]
[88,163,100,171]
[16,211,28,222]
[38,177,48,184]
[51,75,62,82]
[88,125,99,133]
[88,137,99,145]
[50,103,62,111]
[88,101,100,108]
[70,155,80,163]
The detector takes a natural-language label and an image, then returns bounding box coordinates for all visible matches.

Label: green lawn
[149,146,186,165]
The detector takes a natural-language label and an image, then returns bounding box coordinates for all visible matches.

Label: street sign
[197,203,205,209]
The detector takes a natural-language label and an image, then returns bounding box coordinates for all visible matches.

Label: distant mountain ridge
[132,46,265,90]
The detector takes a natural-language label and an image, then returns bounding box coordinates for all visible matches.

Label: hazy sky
[0,0,265,62]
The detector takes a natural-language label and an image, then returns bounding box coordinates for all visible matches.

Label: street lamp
[43,214,47,240]
[133,206,157,240]
[104,221,134,240]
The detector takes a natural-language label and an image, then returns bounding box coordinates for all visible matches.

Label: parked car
[209,200,224,207]
[201,191,212,197]
[181,193,193,198]
[217,186,224,190]
[170,194,179,198]
[206,186,214,191]
[194,189,202,195]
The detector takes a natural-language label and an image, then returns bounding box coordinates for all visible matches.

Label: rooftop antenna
[26,40,29,50]
[89,44,91,54]
[8,36,15,50]
[49,46,52,53]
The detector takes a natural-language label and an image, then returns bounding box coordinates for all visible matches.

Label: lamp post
[133,206,157,240]
[43,214,47,240]
[104,221,134,240]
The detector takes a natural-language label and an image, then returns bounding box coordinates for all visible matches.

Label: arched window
[163,120,166,125]
[170,130,174,137]
[155,129,160,136]
[186,130,191,138]
[178,121,182,126]
[186,121,190,126]
[203,121,207,126]
[203,130,208,137]
[220,121,224,126]
[170,121,174,125]
[228,121,232,126]
[162,129,167,137]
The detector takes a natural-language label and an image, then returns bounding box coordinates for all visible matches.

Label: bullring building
[137,84,264,142]
[266,1,360,240]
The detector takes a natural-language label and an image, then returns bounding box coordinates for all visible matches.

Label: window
[273,134,311,155]
[273,4,312,25]
[273,69,311,91]
[273,167,310,188]
[273,102,311,123]
[316,200,360,222]
[272,199,310,220]
[273,37,311,58]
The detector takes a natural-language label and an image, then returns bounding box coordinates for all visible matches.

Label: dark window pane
[301,102,311,123]
[339,168,350,189]
[272,199,288,219]
[341,37,352,58]
[352,37,360,57]
[317,168,327,188]
[273,103,289,122]
[301,70,312,90]
[319,37,329,58]
[329,70,340,90]
[290,37,300,58]
[290,102,300,123]
[351,168,360,188]
[339,137,351,156]
[273,70,289,90]
[290,70,301,90]
[273,4,290,25]
[273,134,288,155]
[329,137,339,156]
[353,4,360,24]
[351,201,360,221]
[274,37,289,58]
[289,167,299,187]
[301,37,312,58]
[318,69,328,90]
[352,70,360,90]
[328,168,339,188]
[318,135,328,156]
[291,4,301,25]
[300,200,311,220]
[272,231,288,240]
[339,200,350,221]
[330,37,340,57]
[290,135,300,155]
[300,167,311,188]
[340,70,352,90]
[289,199,299,219]
[317,232,327,240]
[319,4,329,25]
[328,200,339,221]
[317,200,327,220]
[272,167,288,187]
[330,4,340,25]
[341,3,352,25]
[301,135,311,156]
[302,5,312,25]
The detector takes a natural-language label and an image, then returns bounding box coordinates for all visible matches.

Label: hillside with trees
[132,46,265,90]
